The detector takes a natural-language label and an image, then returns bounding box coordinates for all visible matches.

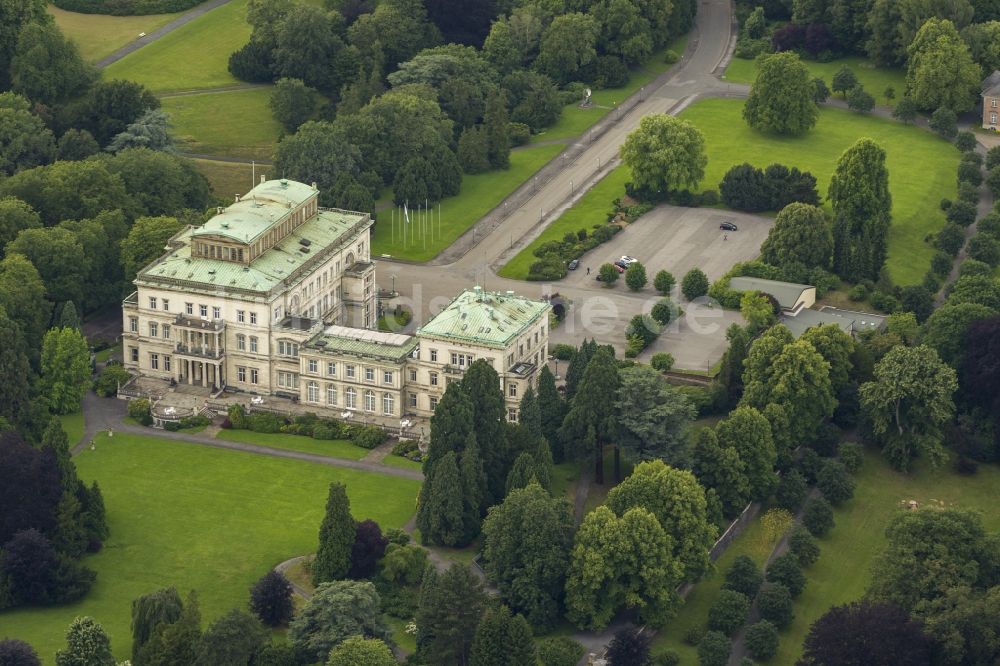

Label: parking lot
[560,204,775,287]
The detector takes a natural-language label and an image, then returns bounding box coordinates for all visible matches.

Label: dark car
[567,259,580,270]
[720,221,738,231]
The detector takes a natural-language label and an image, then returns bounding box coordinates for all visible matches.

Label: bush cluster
[390,439,422,462]
[127,398,152,426]
[527,224,622,281]
[719,162,819,212]
[225,407,388,449]
[162,414,211,432]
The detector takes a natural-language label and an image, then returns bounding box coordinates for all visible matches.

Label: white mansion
[121,178,550,422]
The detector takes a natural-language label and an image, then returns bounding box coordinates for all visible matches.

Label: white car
[619,255,638,266]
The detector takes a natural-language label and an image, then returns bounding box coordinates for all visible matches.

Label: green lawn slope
[0,432,420,663]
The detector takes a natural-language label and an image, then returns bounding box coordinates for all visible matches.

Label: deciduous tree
[250,571,294,626]
[54,617,114,666]
[620,115,707,195]
[829,138,891,281]
[327,637,396,666]
[289,580,390,663]
[800,600,932,666]
[195,609,268,666]
[615,367,696,467]
[906,18,981,112]
[761,203,832,270]
[743,52,818,135]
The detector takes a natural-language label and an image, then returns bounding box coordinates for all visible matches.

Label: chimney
[260,174,266,184]
[235,194,241,202]
[311,181,318,190]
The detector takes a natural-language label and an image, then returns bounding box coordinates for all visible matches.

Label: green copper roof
[306,325,418,361]
[417,288,550,348]
[192,179,318,244]
[138,208,369,293]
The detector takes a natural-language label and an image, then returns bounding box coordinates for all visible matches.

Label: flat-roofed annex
[192,179,318,245]
[417,287,550,349]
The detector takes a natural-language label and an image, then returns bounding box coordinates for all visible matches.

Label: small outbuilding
[729,277,816,315]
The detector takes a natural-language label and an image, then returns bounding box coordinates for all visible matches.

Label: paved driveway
[561,204,774,288]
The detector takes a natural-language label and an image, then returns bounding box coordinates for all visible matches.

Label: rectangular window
[149,322,158,337]
[993,98,998,107]
[212,306,221,319]
[364,391,375,412]
[237,334,246,351]
[149,296,157,309]
[327,385,337,405]
[430,396,438,410]
[250,368,258,385]
[327,362,337,376]
[129,317,138,333]
[430,372,438,386]
[307,382,319,402]
[162,299,169,312]
[237,367,246,382]
[186,302,193,315]
[274,306,281,321]
[409,392,417,407]
[383,393,394,415]
[509,383,517,398]
[237,310,245,323]
[383,370,393,384]
[346,365,356,379]
[409,369,417,382]
[164,355,171,372]
[250,337,258,353]
[200,304,208,317]
[162,324,170,340]
[130,347,139,362]
[430,349,437,362]
[508,353,514,366]
[250,312,257,325]
[993,112,998,124]
[365,367,375,382]
[308,359,318,374]
[346,388,357,409]
[149,353,159,370]
[508,408,518,422]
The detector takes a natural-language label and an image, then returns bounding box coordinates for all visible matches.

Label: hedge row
[53,0,202,15]
[225,405,387,449]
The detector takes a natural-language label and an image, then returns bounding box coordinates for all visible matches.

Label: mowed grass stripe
[679,99,957,285]
[49,5,185,63]
[214,428,369,460]
[103,0,250,92]
[162,87,281,160]
[0,432,420,664]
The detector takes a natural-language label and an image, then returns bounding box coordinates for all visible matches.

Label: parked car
[720,221,738,231]
[620,255,638,265]
[567,259,580,270]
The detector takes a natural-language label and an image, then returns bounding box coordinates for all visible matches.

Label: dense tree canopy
[760,203,832,269]
[620,114,707,195]
[800,600,932,666]
[743,52,819,135]
[905,18,981,112]
[615,366,696,466]
[829,138,891,281]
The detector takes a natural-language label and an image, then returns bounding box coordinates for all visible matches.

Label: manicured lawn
[215,428,368,460]
[49,4,184,63]
[162,87,280,160]
[191,157,257,201]
[499,164,632,279]
[103,0,250,92]
[93,344,120,364]
[59,412,85,447]
[772,453,1000,664]
[533,35,690,144]
[370,143,564,262]
[381,454,424,472]
[652,516,785,662]
[385,615,417,655]
[724,55,906,106]
[0,432,420,663]
[677,98,959,285]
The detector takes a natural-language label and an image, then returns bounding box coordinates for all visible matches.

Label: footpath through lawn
[0,431,420,663]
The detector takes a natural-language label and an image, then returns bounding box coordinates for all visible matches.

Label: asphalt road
[378,0,746,368]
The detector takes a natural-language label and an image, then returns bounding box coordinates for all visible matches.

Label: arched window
[364,389,375,412]
[345,387,356,409]
[290,294,299,313]
[345,252,355,266]
[382,393,394,415]
[307,381,318,402]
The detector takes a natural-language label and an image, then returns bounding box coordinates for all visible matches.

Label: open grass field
[0,432,420,663]
[191,157,257,201]
[771,453,1000,664]
[652,515,786,661]
[499,164,632,279]
[103,0,250,92]
[49,4,184,63]
[59,411,85,447]
[678,98,959,285]
[532,35,690,144]
[162,86,280,160]
[724,55,906,106]
[370,143,564,262]
[381,454,424,471]
[215,428,368,460]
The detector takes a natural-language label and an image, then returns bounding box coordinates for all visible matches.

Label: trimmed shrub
[930,251,954,276]
[697,631,731,666]
[127,398,152,426]
[708,589,750,635]
[788,526,820,566]
[959,259,993,277]
[837,442,864,473]
[94,364,131,397]
[651,298,678,326]
[757,583,794,628]
[682,268,709,301]
[816,459,855,505]
[955,131,977,152]
[744,621,779,660]
[967,234,1000,267]
[766,553,806,598]
[537,637,585,666]
[683,626,705,646]
[653,649,680,666]
[936,223,967,255]
[553,343,576,360]
[227,404,248,429]
[957,161,983,186]
[802,496,835,537]
[774,470,808,512]
[650,352,675,372]
[248,411,284,433]
[352,426,386,449]
[796,448,822,484]
[723,555,763,598]
[946,200,977,227]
